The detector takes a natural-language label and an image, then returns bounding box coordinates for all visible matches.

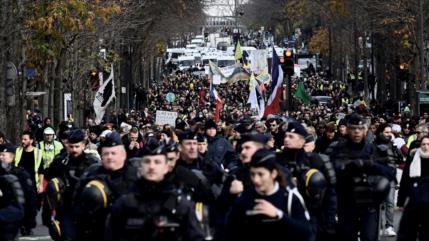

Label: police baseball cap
[138,138,167,157]
[286,122,308,138]
[250,148,277,168]
[240,133,269,145]
[346,113,365,126]
[0,143,16,153]
[100,132,123,148]
[179,131,198,142]
[67,129,86,144]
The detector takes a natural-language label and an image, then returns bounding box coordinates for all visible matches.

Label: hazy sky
[204,0,248,17]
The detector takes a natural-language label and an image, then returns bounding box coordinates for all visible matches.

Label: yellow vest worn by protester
[15,147,43,186]
[39,140,63,169]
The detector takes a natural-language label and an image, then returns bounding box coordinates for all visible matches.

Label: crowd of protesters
[1,68,428,241]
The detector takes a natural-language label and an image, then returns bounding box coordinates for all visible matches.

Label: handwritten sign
[155,111,178,127]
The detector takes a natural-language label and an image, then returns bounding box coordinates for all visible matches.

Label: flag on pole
[264,47,284,117]
[294,81,311,105]
[93,65,115,124]
[247,74,265,119]
[234,41,242,61]
[210,86,223,123]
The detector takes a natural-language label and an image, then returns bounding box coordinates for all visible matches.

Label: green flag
[294,82,311,105]
[234,41,242,61]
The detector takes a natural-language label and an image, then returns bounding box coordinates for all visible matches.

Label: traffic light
[90,70,99,91]
[283,48,294,76]
[398,63,409,82]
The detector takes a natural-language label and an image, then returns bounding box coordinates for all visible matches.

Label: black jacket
[397,177,429,241]
[225,185,312,241]
[45,151,100,212]
[107,179,205,241]
[165,164,215,204]
[74,161,138,241]
[0,173,25,241]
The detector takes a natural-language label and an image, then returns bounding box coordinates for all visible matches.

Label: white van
[178,56,195,71]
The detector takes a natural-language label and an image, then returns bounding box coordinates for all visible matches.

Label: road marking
[19,236,51,240]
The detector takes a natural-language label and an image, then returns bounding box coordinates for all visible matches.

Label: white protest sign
[155,111,178,127]
[213,74,221,85]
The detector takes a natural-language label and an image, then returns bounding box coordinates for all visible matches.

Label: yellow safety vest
[39,141,63,169]
[15,147,43,186]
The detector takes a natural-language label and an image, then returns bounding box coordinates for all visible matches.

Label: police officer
[176,131,223,202]
[0,144,27,241]
[328,113,392,241]
[217,133,268,240]
[219,133,269,208]
[281,122,336,241]
[225,148,312,241]
[44,129,100,241]
[0,143,38,236]
[106,142,205,241]
[74,132,137,241]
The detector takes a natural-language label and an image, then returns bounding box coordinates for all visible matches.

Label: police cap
[0,143,16,153]
[100,132,123,148]
[67,129,86,144]
[286,122,308,138]
[240,133,269,145]
[138,138,167,156]
[179,130,198,142]
[250,148,277,168]
[346,113,365,126]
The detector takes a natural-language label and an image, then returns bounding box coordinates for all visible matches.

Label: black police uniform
[0,168,25,241]
[0,144,37,236]
[328,115,393,241]
[225,149,312,241]
[73,132,137,241]
[10,165,37,235]
[279,123,337,241]
[397,176,429,241]
[44,129,100,241]
[107,178,205,241]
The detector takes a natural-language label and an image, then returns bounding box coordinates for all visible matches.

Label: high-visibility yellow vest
[15,147,43,186]
[407,134,417,148]
[39,141,63,169]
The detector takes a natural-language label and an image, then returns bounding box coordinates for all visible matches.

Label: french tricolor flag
[210,86,223,123]
[264,47,284,117]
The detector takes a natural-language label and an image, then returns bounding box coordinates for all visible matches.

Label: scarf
[410,148,429,178]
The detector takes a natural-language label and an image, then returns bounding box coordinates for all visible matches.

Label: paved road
[20,210,403,241]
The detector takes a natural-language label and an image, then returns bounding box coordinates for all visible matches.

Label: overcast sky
[204,0,248,17]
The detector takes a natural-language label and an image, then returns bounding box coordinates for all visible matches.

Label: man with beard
[44,129,100,241]
[15,131,43,235]
[267,118,285,150]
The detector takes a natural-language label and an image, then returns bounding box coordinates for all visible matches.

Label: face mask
[45,144,54,151]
